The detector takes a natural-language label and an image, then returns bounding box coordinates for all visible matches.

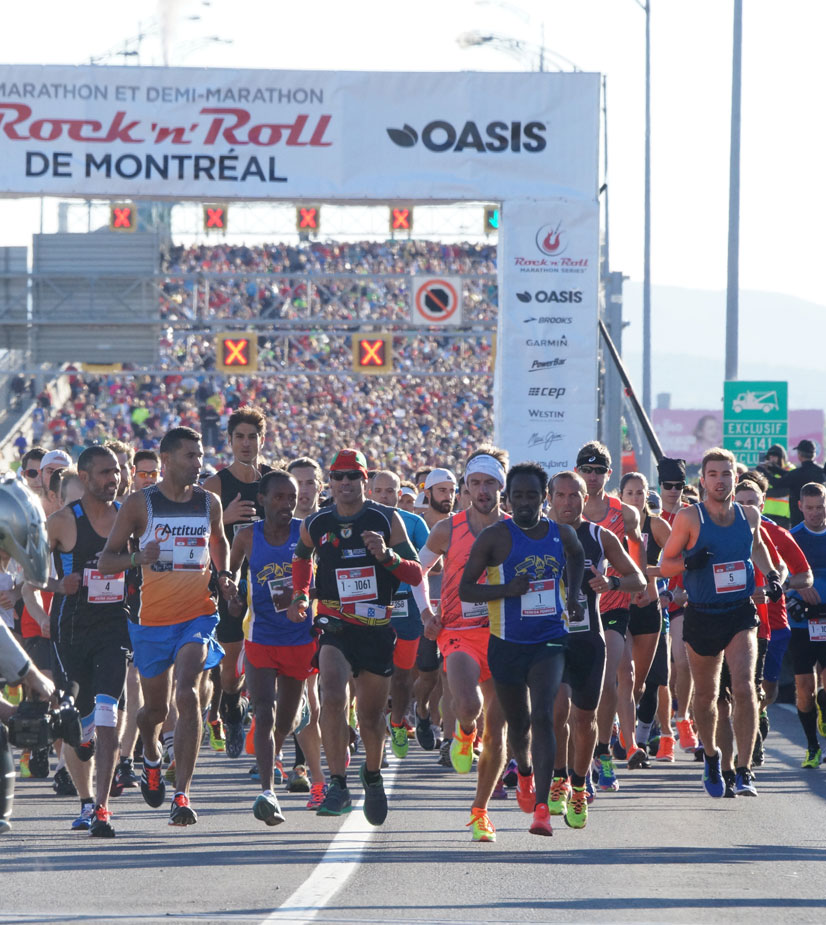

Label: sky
[2,0,824,408]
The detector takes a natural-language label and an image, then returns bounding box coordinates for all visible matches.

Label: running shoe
[734,767,758,797]
[817,697,826,738]
[248,764,261,783]
[110,767,125,799]
[654,735,675,762]
[415,714,436,751]
[503,758,519,788]
[89,805,115,838]
[29,748,50,779]
[597,755,619,792]
[627,747,651,770]
[75,739,95,762]
[547,776,569,816]
[702,748,725,798]
[287,765,311,793]
[253,791,285,826]
[437,739,453,768]
[515,771,536,814]
[584,770,596,805]
[316,779,353,816]
[114,757,140,790]
[752,731,764,768]
[466,807,496,842]
[169,792,198,826]
[141,763,167,808]
[529,802,553,836]
[759,709,770,741]
[245,716,256,755]
[450,722,475,774]
[208,718,226,752]
[306,781,328,810]
[723,769,736,798]
[491,776,508,800]
[225,720,245,759]
[388,720,409,759]
[19,751,31,779]
[0,819,10,835]
[801,746,822,769]
[676,718,699,751]
[4,684,22,706]
[274,756,285,785]
[611,733,627,762]
[71,801,95,831]
[565,785,588,829]
[52,766,78,797]
[164,760,176,786]
[359,763,388,827]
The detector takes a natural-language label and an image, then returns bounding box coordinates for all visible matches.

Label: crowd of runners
[2,410,825,842]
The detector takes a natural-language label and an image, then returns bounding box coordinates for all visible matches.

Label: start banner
[495,198,600,474]
[0,65,599,201]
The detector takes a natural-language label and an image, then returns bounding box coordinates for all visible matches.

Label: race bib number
[268,577,292,610]
[808,617,826,642]
[713,560,747,594]
[336,566,377,604]
[85,569,125,604]
[391,597,409,620]
[521,579,557,618]
[172,537,208,571]
[460,599,488,622]
[564,594,592,634]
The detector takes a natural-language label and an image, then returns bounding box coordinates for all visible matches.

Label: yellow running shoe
[164,759,176,785]
[208,719,226,752]
[450,721,475,774]
[565,785,588,829]
[19,750,31,779]
[547,776,569,816]
[5,685,22,707]
[467,806,496,842]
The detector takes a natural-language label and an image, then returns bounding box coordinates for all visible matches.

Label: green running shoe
[450,721,475,774]
[388,719,409,759]
[564,786,588,829]
[802,747,822,769]
[547,776,569,816]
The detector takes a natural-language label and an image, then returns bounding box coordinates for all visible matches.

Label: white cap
[40,450,72,469]
[424,467,457,490]
[414,492,427,508]
[400,486,417,500]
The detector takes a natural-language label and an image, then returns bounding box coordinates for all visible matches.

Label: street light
[456,30,580,72]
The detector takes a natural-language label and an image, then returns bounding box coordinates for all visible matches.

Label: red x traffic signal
[352,334,393,375]
[390,207,413,232]
[296,206,320,231]
[109,203,137,232]
[215,333,258,373]
[204,205,228,231]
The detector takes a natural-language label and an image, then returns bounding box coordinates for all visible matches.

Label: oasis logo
[516,290,582,304]
[386,120,546,153]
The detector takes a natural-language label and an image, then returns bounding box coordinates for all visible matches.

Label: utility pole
[725,0,743,382]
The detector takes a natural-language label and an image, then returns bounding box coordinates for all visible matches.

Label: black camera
[6,692,82,750]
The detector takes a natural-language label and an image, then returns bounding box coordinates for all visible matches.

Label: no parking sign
[411,277,463,326]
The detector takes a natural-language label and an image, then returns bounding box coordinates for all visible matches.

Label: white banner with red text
[494,198,600,475]
[0,65,599,201]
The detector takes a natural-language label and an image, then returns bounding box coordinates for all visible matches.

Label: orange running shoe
[676,719,698,752]
[515,771,536,814]
[467,806,496,842]
[655,735,676,762]
[245,716,256,755]
[529,802,553,836]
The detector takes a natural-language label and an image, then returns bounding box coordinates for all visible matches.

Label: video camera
[6,688,82,750]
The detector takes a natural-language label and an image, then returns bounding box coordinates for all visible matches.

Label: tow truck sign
[723,381,787,466]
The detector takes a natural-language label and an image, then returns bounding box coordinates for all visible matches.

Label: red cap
[329,448,368,478]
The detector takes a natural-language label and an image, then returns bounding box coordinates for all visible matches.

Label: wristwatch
[609,575,622,591]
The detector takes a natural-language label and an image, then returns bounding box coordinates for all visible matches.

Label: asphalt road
[1,703,825,925]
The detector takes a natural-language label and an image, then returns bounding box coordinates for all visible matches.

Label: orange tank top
[592,495,629,613]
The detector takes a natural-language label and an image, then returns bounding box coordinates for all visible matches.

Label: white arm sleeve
[0,623,31,683]
[411,573,431,614]
[418,546,442,575]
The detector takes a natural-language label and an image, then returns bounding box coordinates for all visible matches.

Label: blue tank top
[683,502,755,612]
[787,523,826,624]
[487,518,567,643]
[244,519,313,647]
[391,508,430,640]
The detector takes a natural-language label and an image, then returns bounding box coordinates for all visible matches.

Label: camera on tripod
[6,691,82,750]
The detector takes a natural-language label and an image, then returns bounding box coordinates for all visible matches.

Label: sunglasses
[135,470,159,480]
[24,468,40,478]
[330,471,363,482]
[578,465,608,475]
[661,481,686,491]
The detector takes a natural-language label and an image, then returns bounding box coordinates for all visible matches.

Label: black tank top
[307,500,399,608]
[575,520,606,637]
[52,500,131,642]
[641,513,663,567]
[217,464,272,541]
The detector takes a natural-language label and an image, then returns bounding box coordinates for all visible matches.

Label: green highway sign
[723,380,788,466]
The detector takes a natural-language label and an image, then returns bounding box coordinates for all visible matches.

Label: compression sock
[797,708,820,751]
[363,768,382,785]
[293,734,306,768]
[331,774,347,789]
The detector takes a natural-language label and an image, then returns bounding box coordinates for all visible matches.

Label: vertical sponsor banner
[495,198,599,473]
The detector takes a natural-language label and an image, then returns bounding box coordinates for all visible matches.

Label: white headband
[465,455,506,489]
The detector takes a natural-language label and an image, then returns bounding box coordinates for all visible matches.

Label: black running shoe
[114,757,139,789]
[752,731,764,768]
[415,714,436,751]
[75,739,95,762]
[723,769,736,799]
[225,720,245,759]
[169,793,198,826]
[52,766,78,797]
[627,747,651,770]
[29,748,51,779]
[360,764,388,827]
[140,763,167,808]
[89,805,116,838]
[316,779,353,816]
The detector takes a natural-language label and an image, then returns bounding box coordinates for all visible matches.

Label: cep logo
[516,290,583,304]
[386,120,546,153]
[528,387,566,398]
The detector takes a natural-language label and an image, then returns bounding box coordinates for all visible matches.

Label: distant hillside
[620,283,824,409]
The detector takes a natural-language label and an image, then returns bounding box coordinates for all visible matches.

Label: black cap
[657,457,686,483]
[793,439,816,455]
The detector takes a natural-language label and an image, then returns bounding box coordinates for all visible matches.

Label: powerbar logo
[386,120,546,153]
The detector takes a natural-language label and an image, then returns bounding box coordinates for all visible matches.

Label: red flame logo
[542,230,561,253]
[535,222,568,257]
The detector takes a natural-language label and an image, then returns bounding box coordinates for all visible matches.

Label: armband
[291,555,313,598]
[291,592,310,606]
[130,551,138,567]
[293,538,314,560]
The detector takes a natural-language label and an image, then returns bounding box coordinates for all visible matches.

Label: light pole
[725,0,743,382]
[456,31,580,72]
